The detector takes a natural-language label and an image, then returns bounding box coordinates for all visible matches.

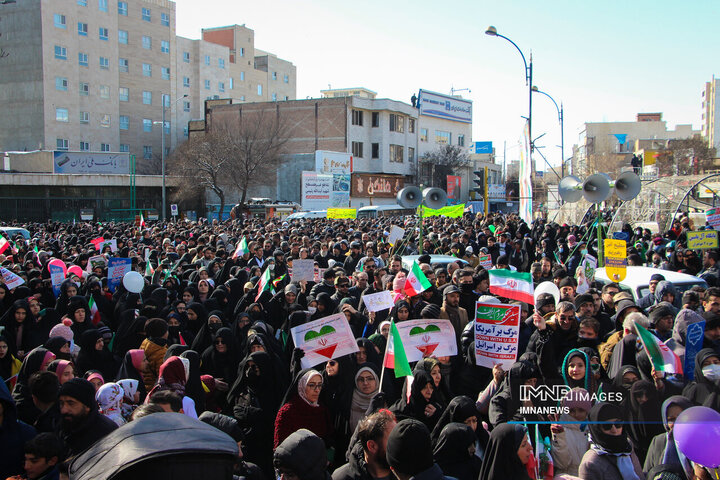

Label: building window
[352,141,363,158]
[435,130,451,144]
[204,55,210,65]
[161,12,170,26]
[99,27,108,41]
[389,114,404,133]
[257,84,262,96]
[55,108,69,122]
[120,115,129,130]
[78,52,88,67]
[240,96,245,101]
[101,143,110,152]
[99,85,110,99]
[183,101,190,112]
[142,63,152,77]
[240,47,244,57]
[118,87,129,101]
[142,35,151,49]
[80,111,89,124]
[78,0,87,6]
[183,126,189,137]
[229,78,234,89]
[420,128,428,142]
[56,139,69,151]
[183,51,190,63]
[240,72,245,81]
[284,96,289,101]
[163,121,170,134]
[142,91,152,105]
[161,40,169,53]
[389,144,404,163]
[54,45,67,60]
[183,76,190,87]
[79,82,89,96]
[371,143,379,159]
[118,1,127,15]
[408,147,415,162]
[98,0,108,11]
[218,82,225,93]
[118,30,128,44]
[54,14,66,28]
[99,56,109,69]
[204,79,210,90]
[161,67,170,80]
[219,58,225,69]
[457,134,465,147]
[143,146,152,159]
[159,94,168,107]
[119,58,128,72]
[408,118,415,133]
[55,77,68,91]
[284,74,289,83]
[271,93,277,101]
[372,112,379,128]
[77,22,88,36]
[143,119,152,132]
[142,7,151,21]
[272,71,277,80]
[120,144,129,153]
[352,110,363,126]
[79,142,90,151]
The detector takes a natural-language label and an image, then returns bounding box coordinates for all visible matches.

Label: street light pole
[159,94,188,221]
[531,86,564,177]
[485,26,533,155]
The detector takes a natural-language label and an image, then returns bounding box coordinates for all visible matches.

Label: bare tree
[419,144,471,188]
[168,131,233,221]
[655,136,717,176]
[221,108,289,209]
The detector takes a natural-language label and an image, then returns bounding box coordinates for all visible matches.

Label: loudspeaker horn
[582,173,611,203]
[612,171,641,201]
[558,175,583,203]
[396,186,422,209]
[423,187,448,210]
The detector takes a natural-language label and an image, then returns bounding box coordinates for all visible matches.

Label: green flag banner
[422,204,465,218]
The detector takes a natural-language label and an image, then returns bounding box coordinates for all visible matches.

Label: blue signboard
[612,232,630,242]
[684,321,705,381]
[473,142,493,154]
[53,152,130,174]
[418,89,472,124]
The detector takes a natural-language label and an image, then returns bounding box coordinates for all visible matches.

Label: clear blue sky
[175,0,718,169]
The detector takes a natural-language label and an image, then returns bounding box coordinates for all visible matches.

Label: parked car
[402,254,469,270]
[0,227,30,240]
[594,266,707,302]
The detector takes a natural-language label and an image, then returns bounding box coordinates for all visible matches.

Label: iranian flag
[255,266,274,301]
[404,261,432,296]
[489,269,534,304]
[144,250,154,276]
[232,237,249,259]
[635,321,683,374]
[140,214,146,228]
[0,237,9,255]
[88,296,101,326]
[383,320,412,378]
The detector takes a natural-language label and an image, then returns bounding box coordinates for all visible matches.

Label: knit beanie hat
[386,419,434,475]
[274,429,328,480]
[58,378,97,409]
[421,304,441,319]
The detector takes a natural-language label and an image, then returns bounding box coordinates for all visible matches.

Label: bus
[357,204,416,219]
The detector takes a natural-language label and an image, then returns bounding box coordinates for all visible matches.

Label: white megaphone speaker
[397,186,423,209]
[612,171,641,201]
[582,173,611,203]
[558,175,583,203]
[423,187,448,210]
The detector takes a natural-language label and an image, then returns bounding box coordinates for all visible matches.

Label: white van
[285,211,327,220]
[594,266,707,302]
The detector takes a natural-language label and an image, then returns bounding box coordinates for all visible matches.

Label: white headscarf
[117,379,139,402]
[96,382,126,426]
[297,369,322,406]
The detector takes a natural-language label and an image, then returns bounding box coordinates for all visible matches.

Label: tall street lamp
[531,86,564,178]
[158,94,188,221]
[485,26,533,156]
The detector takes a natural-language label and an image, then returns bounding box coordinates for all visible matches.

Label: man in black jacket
[56,378,117,458]
[333,410,397,480]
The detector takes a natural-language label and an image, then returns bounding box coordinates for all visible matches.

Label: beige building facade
[702,76,720,150]
[0,1,296,173]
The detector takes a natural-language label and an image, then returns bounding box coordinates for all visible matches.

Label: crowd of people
[0,210,719,480]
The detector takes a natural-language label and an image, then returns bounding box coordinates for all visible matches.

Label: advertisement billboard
[446,175,461,200]
[301,171,333,211]
[418,89,472,124]
[351,174,405,198]
[53,152,130,174]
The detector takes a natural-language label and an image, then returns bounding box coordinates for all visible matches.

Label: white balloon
[123,271,145,293]
[534,281,560,306]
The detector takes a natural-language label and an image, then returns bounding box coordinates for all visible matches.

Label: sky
[174,0,719,170]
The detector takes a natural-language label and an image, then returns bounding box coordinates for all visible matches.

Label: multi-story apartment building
[702,76,720,150]
[0,1,295,173]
